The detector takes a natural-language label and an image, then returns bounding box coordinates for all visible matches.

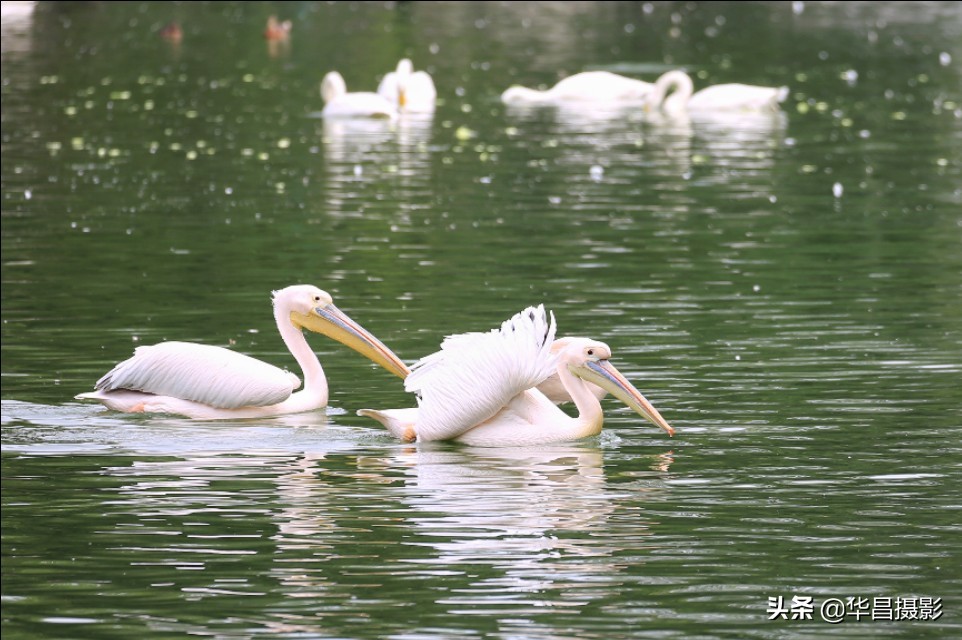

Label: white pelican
[321,71,398,119]
[76,285,410,419]
[377,58,437,113]
[647,70,788,114]
[358,306,674,447]
[501,71,653,105]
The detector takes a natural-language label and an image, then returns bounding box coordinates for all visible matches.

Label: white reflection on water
[0,1,33,57]
[0,400,345,456]
[378,445,671,612]
[318,113,434,195]
[502,95,787,214]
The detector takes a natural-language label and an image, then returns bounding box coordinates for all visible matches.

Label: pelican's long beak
[570,359,674,437]
[295,304,410,379]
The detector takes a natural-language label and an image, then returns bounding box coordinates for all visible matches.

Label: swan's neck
[502,85,549,104]
[558,362,604,438]
[651,70,694,113]
[276,307,328,405]
[321,72,346,103]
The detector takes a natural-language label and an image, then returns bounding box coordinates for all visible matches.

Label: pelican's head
[556,337,674,437]
[321,71,347,103]
[274,285,410,379]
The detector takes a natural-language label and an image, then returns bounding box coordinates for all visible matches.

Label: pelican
[377,58,437,113]
[358,305,674,447]
[76,285,410,419]
[501,71,653,105]
[647,70,788,114]
[321,71,398,119]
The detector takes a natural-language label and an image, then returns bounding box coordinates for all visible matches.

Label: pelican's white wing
[93,341,299,409]
[404,306,558,441]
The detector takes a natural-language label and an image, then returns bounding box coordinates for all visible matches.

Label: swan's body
[501,71,653,105]
[321,71,398,119]
[358,306,673,447]
[378,59,436,113]
[76,285,409,419]
[649,70,788,114]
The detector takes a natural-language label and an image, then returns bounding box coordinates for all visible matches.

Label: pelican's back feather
[405,305,557,441]
[94,341,298,409]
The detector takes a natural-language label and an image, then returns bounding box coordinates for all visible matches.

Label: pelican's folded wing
[94,341,298,409]
[405,305,558,441]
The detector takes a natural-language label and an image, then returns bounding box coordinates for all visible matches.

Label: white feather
[378,59,437,113]
[687,83,789,111]
[403,305,557,441]
[321,71,398,120]
[501,71,653,105]
[93,341,298,409]
[650,70,789,114]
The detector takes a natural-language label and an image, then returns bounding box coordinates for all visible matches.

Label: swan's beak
[570,359,674,436]
[295,305,410,379]
[398,88,407,109]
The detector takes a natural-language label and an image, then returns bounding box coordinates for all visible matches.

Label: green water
[2,2,961,638]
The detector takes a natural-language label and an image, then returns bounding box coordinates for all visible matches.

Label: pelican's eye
[587,349,595,356]
[313,295,323,303]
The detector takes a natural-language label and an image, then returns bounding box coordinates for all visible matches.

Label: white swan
[378,59,436,113]
[320,71,398,119]
[501,71,653,105]
[648,70,788,114]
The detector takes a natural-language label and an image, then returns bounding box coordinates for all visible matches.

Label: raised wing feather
[404,305,557,441]
[95,341,298,409]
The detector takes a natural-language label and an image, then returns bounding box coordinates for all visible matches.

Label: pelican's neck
[276,306,328,405]
[651,70,694,113]
[557,361,605,438]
